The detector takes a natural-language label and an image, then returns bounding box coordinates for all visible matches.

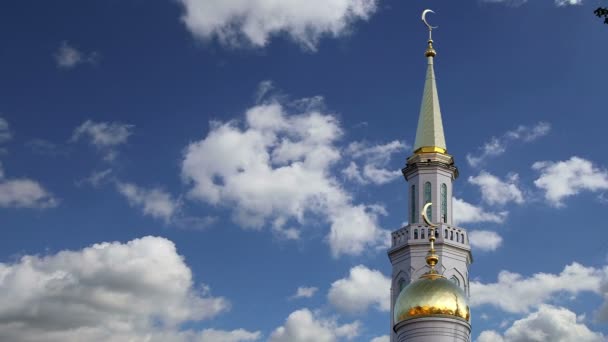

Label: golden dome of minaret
[393,203,471,325]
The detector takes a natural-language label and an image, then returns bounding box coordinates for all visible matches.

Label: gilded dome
[394,274,470,325]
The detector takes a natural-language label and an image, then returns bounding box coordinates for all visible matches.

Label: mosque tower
[388,10,473,342]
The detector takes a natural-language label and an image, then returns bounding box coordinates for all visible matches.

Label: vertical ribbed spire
[413,11,447,154]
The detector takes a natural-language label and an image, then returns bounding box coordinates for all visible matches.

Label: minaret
[388,10,473,342]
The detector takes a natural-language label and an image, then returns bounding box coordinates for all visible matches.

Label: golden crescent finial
[421,9,437,58]
[421,202,438,228]
[421,9,438,31]
[421,202,441,276]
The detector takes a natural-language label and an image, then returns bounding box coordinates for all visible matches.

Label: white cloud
[0,123,58,209]
[468,171,524,206]
[452,197,507,225]
[477,305,604,342]
[116,182,181,223]
[342,140,406,185]
[0,236,243,342]
[370,336,389,342]
[181,92,389,257]
[480,0,528,7]
[0,117,11,143]
[532,156,608,207]
[269,309,360,342]
[77,168,113,187]
[72,120,134,161]
[477,330,505,342]
[54,41,99,69]
[292,286,318,299]
[197,329,261,342]
[328,265,390,314]
[598,277,608,322]
[0,161,57,209]
[26,139,69,157]
[0,178,58,209]
[555,0,583,6]
[468,230,503,252]
[467,122,550,167]
[471,262,604,313]
[176,0,378,51]
[482,0,581,6]
[346,140,406,165]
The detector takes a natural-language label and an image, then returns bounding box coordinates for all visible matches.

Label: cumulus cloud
[197,329,261,342]
[477,305,604,342]
[468,171,524,206]
[181,91,389,257]
[77,168,113,188]
[0,117,11,143]
[54,41,99,69]
[292,286,319,299]
[0,178,58,208]
[533,156,608,207]
[452,197,507,225]
[468,230,503,252]
[0,119,58,209]
[598,278,608,322]
[269,308,360,342]
[342,140,406,185]
[328,265,390,314]
[370,336,389,342]
[467,122,550,167]
[116,182,181,223]
[0,236,249,342]
[471,262,605,313]
[555,0,583,6]
[0,162,57,209]
[176,0,378,51]
[72,120,134,161]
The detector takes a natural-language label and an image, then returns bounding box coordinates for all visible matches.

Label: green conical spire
[413,40,447,154]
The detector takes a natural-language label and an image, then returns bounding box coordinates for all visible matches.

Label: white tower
[388,10,473,342]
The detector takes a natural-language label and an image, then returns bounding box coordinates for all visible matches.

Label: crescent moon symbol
[422,9,438,30]
[421,202,437,227]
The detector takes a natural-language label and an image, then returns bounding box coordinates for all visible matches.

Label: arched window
[461,233,465,244]
[441,183,447,223]
[450,231,454,240]
[444,229,448,238]
[435,229,439,238]
[414,229,418,239]
[421,229,425,239]
[450,276,460,287]
[411,185,417,223]
[424,182,432,220]
[398,278,406,292]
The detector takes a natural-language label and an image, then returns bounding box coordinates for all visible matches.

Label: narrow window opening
[398,278,406,292]
[424,182,432,220]
[411,185,417,224]
[441,183,448,223]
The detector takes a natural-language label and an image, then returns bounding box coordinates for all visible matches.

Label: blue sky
[1,0,608,341]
